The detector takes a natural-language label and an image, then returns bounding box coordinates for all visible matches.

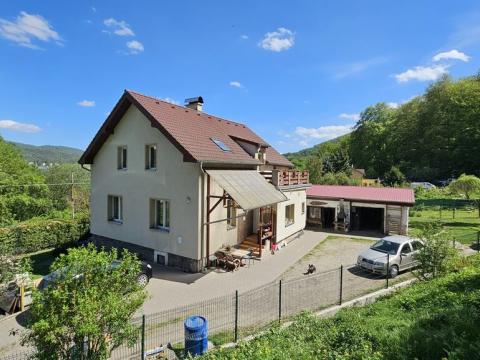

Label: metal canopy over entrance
[205,170,287,210]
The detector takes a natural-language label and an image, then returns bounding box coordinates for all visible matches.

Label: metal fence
[1,249,454,360]
[110,254,397,359]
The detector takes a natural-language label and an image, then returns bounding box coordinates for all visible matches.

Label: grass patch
[409,207,479,245]
[19,247,62,279]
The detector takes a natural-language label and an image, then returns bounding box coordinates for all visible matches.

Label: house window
[108,195,123,223]
[150,199,170,231]
[145,144,157,170]
[301,202,305,215]
[285,204,295,227]
[117,146,127,170]
[227,199,236,229]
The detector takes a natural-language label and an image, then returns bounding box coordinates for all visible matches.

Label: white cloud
[432,49,470,62]
[77,100,95,107]
[334,57,389,79]
[294,125,353,141]
[126,40,144,54]
[395,64,449,83]
[387,102,400,109]
[258,27,295,52]
[162,97,180,105]
[0,11,62,49]
[0,119,41,133]
[91,7,97,13]
[240,34,248,40]
[103,18,134,36]
[339,113,360,121]
[229,81,243,88]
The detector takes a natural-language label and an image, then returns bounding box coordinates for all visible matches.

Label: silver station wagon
[357,235,423,278]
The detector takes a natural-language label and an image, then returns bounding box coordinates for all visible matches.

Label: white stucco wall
[276,189,307,242]
[90,105,202,261]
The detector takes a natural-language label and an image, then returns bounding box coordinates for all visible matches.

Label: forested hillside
[0,136,89,226]
[10,142,84,164]
[286,74,480,183]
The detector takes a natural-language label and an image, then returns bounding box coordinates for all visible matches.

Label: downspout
[199,162,206,269]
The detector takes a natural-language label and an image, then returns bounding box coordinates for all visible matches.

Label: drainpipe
[199,162,207,269]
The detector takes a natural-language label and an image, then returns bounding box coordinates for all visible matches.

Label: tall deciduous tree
[24,246,147,359]
[0,136,53,223]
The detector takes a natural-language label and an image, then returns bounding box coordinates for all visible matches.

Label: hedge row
[0,215,90,254]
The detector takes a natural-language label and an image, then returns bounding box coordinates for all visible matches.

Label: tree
[44,164,90,212]
[414,223,458,280]
[448,174,480,200]
[0,136,53,223]
[23,246,147,359]
[383,166,406,187]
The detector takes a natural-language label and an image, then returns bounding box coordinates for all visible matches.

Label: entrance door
[237,210,253,244]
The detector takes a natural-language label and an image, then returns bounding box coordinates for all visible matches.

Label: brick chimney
[185,96,204,112]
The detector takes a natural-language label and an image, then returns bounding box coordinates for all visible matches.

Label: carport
[306,185,415,235]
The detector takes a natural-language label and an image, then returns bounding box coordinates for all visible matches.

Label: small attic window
[211,138,231,152]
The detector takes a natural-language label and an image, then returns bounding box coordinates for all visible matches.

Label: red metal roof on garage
[307,185,415,206]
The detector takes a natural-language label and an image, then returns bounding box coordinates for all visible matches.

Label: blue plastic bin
[184,316,208,356]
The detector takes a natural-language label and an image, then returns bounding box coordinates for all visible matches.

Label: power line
[0,182,89,188]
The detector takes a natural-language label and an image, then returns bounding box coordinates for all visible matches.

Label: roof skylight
[211,138,231,152]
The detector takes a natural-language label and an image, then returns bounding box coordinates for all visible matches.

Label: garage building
[306,185,415,235]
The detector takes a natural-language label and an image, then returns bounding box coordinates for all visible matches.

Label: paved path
[142,230,328,313]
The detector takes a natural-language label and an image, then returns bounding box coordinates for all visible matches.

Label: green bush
[0,215,90,254]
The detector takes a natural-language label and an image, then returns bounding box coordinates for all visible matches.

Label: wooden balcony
[260,169,310,187]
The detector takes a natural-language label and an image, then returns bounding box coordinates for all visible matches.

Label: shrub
[0,215,90,254]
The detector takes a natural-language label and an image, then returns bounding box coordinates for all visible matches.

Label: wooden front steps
[236,234,264,257]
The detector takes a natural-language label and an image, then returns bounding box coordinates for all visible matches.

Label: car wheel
[389,265,399,279]
[136,273,149,287]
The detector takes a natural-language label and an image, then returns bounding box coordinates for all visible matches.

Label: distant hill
[284,134,351,168]
[10,142,84,164]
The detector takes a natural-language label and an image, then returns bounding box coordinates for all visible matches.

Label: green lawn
[409,207,480,245]
[20,248,62,279]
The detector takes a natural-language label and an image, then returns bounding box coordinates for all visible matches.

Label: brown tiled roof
[79,90,293,167]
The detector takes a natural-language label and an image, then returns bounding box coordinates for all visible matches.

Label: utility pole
[71,172,75,219]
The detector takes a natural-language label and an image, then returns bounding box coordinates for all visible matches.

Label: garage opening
[307,206,335,229]
[351,207,384,233]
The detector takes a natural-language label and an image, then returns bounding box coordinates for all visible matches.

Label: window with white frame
[145,144,157,170]
[150,199,170,231]
[117,146,127,170]
[227,199,236,229]
[108,195,123,222]
[285,204,295,227]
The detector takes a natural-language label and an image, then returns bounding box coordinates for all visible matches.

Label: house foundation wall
[90,234,203,273]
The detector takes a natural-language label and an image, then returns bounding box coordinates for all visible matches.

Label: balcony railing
[260,170,310,187]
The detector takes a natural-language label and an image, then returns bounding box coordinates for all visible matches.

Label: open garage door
[351,206,384,233]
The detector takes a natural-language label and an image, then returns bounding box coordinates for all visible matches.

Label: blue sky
[0,1,479,153]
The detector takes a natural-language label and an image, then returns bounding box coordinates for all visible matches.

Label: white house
[79,91,310,272]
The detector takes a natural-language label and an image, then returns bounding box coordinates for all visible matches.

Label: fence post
[386,254,390,289]
[339,265,343,305]
[278,280,282,322]
[141,314,145,360]
[477,232,479,253]
[234,290,239,343]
